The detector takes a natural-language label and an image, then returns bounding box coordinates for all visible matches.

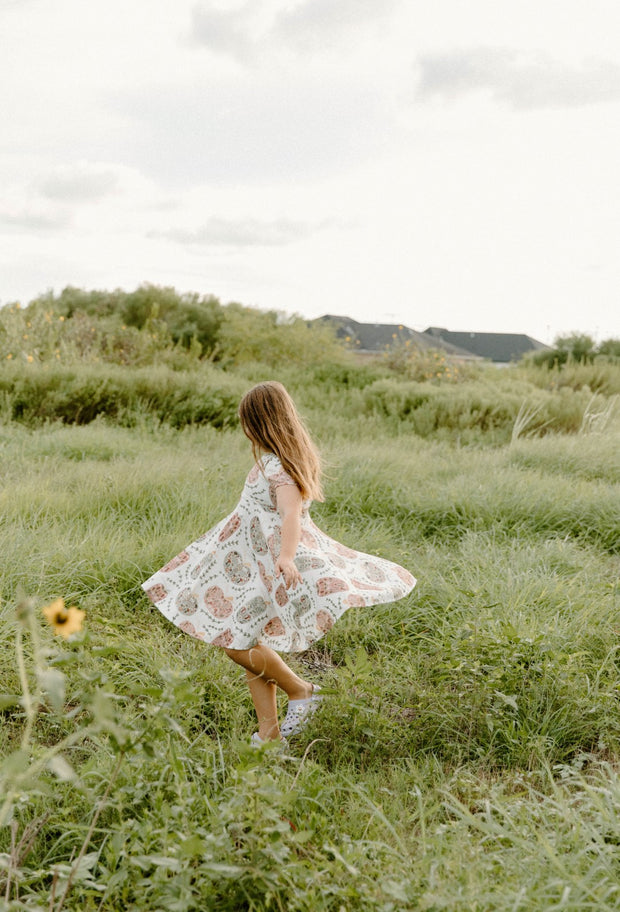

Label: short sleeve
[268,468,297,489]
[264,455,297,489]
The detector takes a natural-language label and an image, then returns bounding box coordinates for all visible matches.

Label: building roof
[423,328,549,363]
[316,316,549,363]
[316,315,480,359]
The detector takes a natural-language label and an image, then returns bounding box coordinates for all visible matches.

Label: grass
[0,378,619,909]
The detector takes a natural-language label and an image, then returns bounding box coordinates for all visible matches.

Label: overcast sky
[2,0,619,343]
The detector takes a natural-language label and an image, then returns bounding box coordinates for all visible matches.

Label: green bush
[360,376,593,441]
[0,363,246,428]
[518,359,620,396]
[5,285,349,370]
[214,303,346,368]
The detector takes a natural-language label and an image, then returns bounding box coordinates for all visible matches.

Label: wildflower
[26,355,34,363]
[42,598,85,638]
[59,316,65,322]
[7,353,13,360]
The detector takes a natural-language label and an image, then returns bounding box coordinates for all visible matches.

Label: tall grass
[0,360,617,448]
[0,382,619,908]
[517,358,620,395]
[0,363,246,428]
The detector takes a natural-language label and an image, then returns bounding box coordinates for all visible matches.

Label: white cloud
[151,216,327,247]
[36,162,121,202]
[189,2,258,62]
[189,0,402,61]
[0,206,71,233]
[415,48,620,109]
[271,0,401,53]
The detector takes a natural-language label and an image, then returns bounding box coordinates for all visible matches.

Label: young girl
[142,381,416,745]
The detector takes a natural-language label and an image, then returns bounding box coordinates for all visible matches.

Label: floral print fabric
[142,453,416,653]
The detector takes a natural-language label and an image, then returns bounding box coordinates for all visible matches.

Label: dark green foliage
[30,284,224,355]
[0,363,246,428]
[119,285,223,353]
[16,284,346,368]
[598,337,620,358]
[303,362,389,391]
[532,332,620,368]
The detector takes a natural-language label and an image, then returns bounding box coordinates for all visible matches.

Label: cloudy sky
[2,0,620,343]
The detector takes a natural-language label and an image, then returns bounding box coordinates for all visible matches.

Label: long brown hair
[238,381,323,501]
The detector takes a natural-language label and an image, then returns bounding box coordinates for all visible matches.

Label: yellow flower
[42,598,85,638]
[7,353,13,360]
[26,355,34,363]
[59,315,65,322]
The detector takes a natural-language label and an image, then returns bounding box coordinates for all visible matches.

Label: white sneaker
[280,685,323,738]
[250,732,287,750]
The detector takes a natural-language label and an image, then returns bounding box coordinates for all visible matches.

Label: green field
[1,350,619,910]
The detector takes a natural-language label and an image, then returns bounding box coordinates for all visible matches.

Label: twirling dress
[142,453,416,653]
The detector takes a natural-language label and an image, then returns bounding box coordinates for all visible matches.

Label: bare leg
[223,644,312,740]
[244,671,279,741]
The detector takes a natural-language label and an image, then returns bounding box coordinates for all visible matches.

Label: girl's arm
[275,484,303,589]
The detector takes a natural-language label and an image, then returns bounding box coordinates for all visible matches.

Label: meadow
[0,298,619,910]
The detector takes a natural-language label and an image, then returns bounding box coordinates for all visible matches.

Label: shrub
[7,285,349,370]
[382,342,480,383]
[518,360,620,396]
[214,303,346,368]
[360,377,592,441]
[0,363,246,428]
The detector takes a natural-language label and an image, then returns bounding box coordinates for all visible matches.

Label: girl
[142,381,416,745]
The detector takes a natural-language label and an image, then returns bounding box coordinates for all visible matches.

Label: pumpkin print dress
[142,453,416,653]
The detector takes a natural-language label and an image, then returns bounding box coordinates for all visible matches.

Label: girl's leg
[223,644,312,740]
[244,671,279,741]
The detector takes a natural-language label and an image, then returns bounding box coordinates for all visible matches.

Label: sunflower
[42,598,85,638]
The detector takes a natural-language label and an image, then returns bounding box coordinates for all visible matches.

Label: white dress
[142,453,416,653]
